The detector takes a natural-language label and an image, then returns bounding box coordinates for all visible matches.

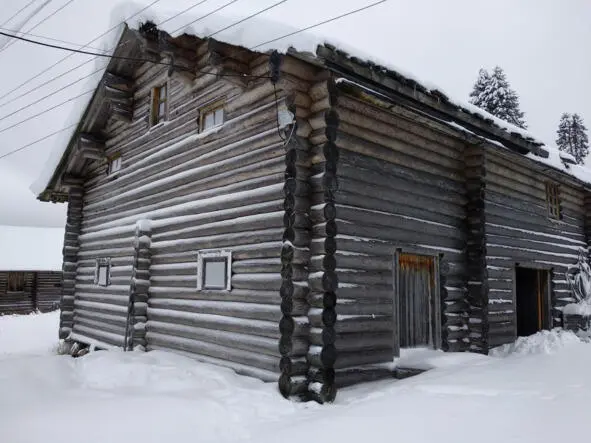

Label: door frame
[512,262,552,339]
[393,247,442,356]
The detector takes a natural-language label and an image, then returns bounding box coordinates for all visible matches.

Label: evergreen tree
[557,113,589,164]
[469,66,527,129]
[556,113,572,154]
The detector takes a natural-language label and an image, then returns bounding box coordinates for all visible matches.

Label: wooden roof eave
[333,78,591,192]
[314,44,548,159]
[39,25,141,202]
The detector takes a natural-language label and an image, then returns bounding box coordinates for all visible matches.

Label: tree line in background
[469,67,589,165]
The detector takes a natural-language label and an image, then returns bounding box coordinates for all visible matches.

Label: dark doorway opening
[515,267,550,336]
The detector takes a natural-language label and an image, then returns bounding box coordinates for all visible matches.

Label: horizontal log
[147,331,280,374]
[147,307,279,338]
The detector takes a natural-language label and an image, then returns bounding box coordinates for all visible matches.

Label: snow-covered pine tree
[556,113,571,153]
[556,113,589,164]
[469,66,527,129]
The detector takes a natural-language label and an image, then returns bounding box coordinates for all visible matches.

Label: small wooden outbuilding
[0,226,63,315]
[32,20,591,402]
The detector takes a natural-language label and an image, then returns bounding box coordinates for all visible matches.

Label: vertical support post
[32,272,38,312]
[59,186,84,340]
[125,219,152,351]
[464,145,489,353]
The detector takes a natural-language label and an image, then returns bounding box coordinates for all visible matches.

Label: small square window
[7,272,24,292]
[200,102,224,132]
[197,251,231,291]
[95,258,111,287]
[151,84,168,126]
[108,155,122,174]
[545,182,562,220]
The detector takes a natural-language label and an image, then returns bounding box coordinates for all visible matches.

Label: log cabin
[0,226,63,314]
[32,20,591,402]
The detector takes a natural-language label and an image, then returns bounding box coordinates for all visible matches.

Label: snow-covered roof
[0,225,64,271]
[31,2,591,195]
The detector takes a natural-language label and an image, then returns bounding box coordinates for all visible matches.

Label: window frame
[196,250,232,291]
[7,272,25,292]
[545,182,562,220]
[107,154,122,175]
[199,100,225,133]
[94,258,111,287]
[150,83,169,127]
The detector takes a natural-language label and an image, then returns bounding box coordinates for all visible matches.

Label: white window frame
[108,155,122,175]
[196,250,232,291]
[199,101,224,132]
[94,258,111,287]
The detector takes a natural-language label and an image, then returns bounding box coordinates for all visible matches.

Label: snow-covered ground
[1,312,590,443]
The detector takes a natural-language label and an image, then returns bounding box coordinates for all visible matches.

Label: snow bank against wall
[490,329,584,357]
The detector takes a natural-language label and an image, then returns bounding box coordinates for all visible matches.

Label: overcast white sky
[0,0,589,227]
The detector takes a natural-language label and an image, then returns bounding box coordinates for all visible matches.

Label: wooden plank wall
[483,149,586,348]
[330,88,470,374]
[0,271,60,315]
[0,272,34,315]
[36,271,62,312]
[73,51,297,376]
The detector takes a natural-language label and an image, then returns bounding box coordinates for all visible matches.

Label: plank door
[394,252,440,355]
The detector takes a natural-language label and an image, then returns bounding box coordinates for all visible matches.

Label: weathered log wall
[70,49,311,378]
[0,271,61,315]
[0,272,35,315]
[482,148,586,349]
[35,271,62,312]
[330,85,470,377]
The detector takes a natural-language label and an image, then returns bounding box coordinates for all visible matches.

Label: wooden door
[394,253,440,354]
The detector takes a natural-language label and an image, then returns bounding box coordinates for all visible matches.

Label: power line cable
[158,0,211,27]
[0,123,77,160]
[1,0,76,54]
[0,0,388,161]
[0,55,107,110]
[204,0,387,73]
[0,89,93,135]
[0,26,106,51]
[0,0,283,112]
[205,0,289,38]
[0,0,289,130]
[0,0,39,28]
[0,0,163,103]
[170,0,241,35]
[0,67,102,122]
[0,0,212,109]
[0,30,271,78]
[251,0,387,50]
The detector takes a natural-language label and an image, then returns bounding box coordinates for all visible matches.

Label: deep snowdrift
[491,329,584,357]
[1,313,591,443]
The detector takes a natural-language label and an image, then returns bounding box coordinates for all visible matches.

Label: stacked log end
[275,52,313,399]
[278,122,312,398]
[306,77,339,403]
[59,186,84,340]
[125,219,153,351]
[464,145,489,353]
